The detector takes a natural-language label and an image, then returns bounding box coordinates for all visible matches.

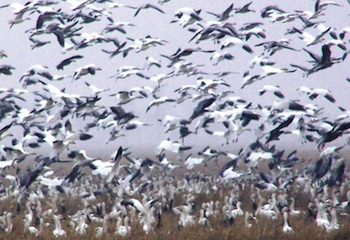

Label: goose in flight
[207,3,234,21]
[294,24,331,46]
[85,82,109,97]
[105,147,124,183]
[157,139,192,155]
[134,3,165,17]
[258,85,285,98]
[73,64,101,81]
[184,155,205,170]
[0,50,7,58]
[188,96,216,123]
[292,43,344,76]
[297,86,336,103]
[0,65,16,75]
[110,90,146,105]
[106,2,136,9]
[146,95,175,113]
[0,122,14,142]
[235,1,255,14]
[210,51,234,66]
[255,39,298,56]
[20,64,53,81]
[221,36,253,53]
[56,55,84,70]
[171,8,202,27]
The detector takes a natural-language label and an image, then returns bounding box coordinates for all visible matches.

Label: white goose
[115,216,131,236]
[53,215,66,238]
[244,211,256,228]
[95,214,109,238]
[140,205,157,233]
[256,194,277,219]
[315,200,331,229]
[327,207,339,232]
[173,195,196,227]
[74,210,89,235]
[26,217,43,236]
[289,197,301,216]
[2,212,14,234]
[198,208,209,226]
[23,201,34,230]
[231,201,244,217]
[282,208,293,233]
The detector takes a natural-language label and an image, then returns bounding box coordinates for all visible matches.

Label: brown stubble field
[0,151,349,240]
[0,185,349,240]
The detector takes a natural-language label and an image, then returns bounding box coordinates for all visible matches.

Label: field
[0,157,348,240]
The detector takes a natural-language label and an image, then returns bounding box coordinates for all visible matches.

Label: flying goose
[73,64,101,81]
[134,3,165,17]
[0,65,16,75]
[207,3,233,21]
[56,55,83,70]
[146,95,175,113]
[188,96,217,123]
[258,85,285,98]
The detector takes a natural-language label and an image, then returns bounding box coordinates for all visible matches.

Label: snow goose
[198,208,209,226]
[0,65,16,75]
[256,194,277,219]
[184,155,205,170]
[134,3,165,17]
[52,214,66,237]
[20,64,53,81]
[282,208,293,233]
[102,21,135,34]
[73,64,101,81]
[121,197,158,233]
[56,55,83,70]
[157,139,192,155]
[95,214,109,238]
[207,3,233,21]
[84,82,109,97]
[1,212,15,234]
[120,197,158,214]
[327,207,339,232]
[315,200,331,229]
[173,204,195,227]
[115,216,130,236]
[173,7,202,27]
[74,210,89,235]
[221,36,253,53]
[8,10,32,27]
[231,201,244,217]
[145,56,161,69]
[241,71,261,88]
[241,25,266,41]
[104,147,124,183]
[244,211,256,228]
[258,85,285,98]
[111,90,146,105]
[235,1,255,14]
[289,197,300,215]
[297,86,336,103]
[188,95,216,123]
[210,51,234,65]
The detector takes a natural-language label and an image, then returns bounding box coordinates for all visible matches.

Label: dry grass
[0,175,349,240]
[0,151,347,239]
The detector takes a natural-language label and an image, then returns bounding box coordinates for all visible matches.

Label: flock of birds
[0,0,350,238]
